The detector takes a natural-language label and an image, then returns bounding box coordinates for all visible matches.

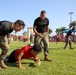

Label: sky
[0,0,76,36]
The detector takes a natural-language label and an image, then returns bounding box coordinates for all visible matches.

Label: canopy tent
[63,29,76,33]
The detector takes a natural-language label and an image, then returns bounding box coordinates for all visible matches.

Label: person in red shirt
[6,44,42,69]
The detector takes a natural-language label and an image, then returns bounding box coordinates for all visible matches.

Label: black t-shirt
[66,30,72,37]
[33,17,49,33]
[0,21,13,36]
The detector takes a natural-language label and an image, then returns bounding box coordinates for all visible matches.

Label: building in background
[27,27,33,39]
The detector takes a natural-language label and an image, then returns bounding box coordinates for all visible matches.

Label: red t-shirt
[15,46,36,60]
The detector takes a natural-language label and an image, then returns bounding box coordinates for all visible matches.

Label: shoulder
[0,20,12,27]
[34,17,40,21]
[0,20,12,24]
[45,17,49,21]
[23,46,32,50]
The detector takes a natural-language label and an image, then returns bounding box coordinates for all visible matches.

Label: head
[40,10,46,20]
[13,20,25,32]
[32,44,42,55]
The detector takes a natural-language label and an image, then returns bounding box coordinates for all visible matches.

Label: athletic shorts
[7,50,17,63]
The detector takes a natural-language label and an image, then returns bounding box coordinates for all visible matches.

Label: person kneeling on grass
[6,44,42,69]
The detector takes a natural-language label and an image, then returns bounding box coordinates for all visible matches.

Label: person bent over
[6,44,42,69]
[0,20,25,71]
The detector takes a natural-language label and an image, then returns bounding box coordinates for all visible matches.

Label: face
[40,13,46,20]
[14,24,24,32]
[31,50,38,56]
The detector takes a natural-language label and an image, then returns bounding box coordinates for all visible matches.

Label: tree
[56,28,61,35]
[22,31,27,36]
[49,28,52,34]
[60,27,66,35]
[60,27,66,31]
[48,28,52,39]
[69,21,76,28]
[56,27,66,35]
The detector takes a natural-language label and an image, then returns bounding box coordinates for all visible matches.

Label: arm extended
[17,52,25,69]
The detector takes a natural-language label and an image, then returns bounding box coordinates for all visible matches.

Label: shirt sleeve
[47,18,49,26]
[20,47,27,54]
[33,19,37,26]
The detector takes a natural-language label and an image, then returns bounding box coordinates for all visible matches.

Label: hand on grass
[19,66,26,70]
[35,59,41,66]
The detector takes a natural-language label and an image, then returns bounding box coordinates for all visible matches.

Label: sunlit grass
[0,42,76,75]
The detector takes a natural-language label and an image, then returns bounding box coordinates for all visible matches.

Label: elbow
[17,56,21,61]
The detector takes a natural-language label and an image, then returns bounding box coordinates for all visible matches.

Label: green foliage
[69,21,76,28]
[22,31,27,35]
[49,28,53,34]
[56,27,66,35]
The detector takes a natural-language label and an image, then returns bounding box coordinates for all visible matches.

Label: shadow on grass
[6,62,18,67]
[22,62,36,67]
[5,62,36,68]
[48,47,64,50]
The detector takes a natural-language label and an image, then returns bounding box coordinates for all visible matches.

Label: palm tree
[49,28,52,34]
[60,27,66,35]
[22,31,27,36]
[56,28,61,35]
[48,28,52,40]
[69,21,76,43]
[60,27,66,31]
[56,27,66,35]
[69,21,76,28]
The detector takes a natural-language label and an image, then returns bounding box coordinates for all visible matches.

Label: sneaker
[0,60,7,69]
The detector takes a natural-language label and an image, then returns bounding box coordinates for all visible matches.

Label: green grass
[0,42,76,75]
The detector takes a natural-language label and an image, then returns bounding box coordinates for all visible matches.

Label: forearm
[46,29,49,33]
[46,26,49,33]
[17,52,26,69]
[18,58,22,68]
[34,29,41,36]
[34,29,43,38]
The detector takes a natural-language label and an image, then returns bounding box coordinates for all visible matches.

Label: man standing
[64,27,75,49]
[0,20,25,71]
[33,10,51,61]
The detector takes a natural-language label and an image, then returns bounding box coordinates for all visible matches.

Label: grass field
[0,41,76,75]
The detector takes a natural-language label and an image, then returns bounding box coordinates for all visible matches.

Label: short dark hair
[41,10,46,14]
[33,44,42,53]
[14,20,25,28]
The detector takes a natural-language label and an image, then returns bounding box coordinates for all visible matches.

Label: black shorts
[7,50,17,63]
